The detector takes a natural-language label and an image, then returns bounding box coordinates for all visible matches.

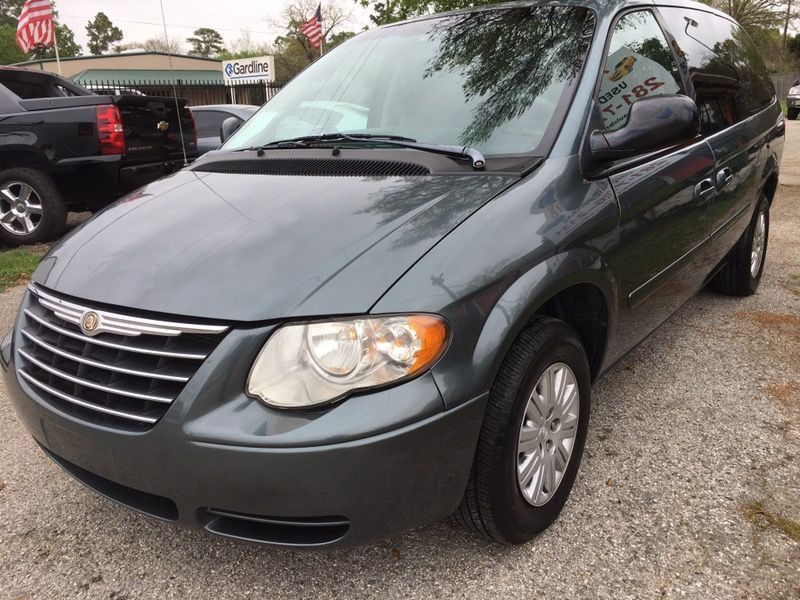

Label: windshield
[224,6,594,156]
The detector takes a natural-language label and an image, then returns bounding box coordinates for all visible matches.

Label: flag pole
[319,5,324,58]
[51,1,61,74]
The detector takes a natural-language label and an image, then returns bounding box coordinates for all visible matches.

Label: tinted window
[2,80,47,99]
[659,7,774,133]
[54,84,77,97]
[195,110,236,138]
[226,6,595,155]
[599,10,684,130]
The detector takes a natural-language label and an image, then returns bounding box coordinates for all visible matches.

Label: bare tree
[228,30,261,55]
[142,36,184,54]
[269,0,355,51]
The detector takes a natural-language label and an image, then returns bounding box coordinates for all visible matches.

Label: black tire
[712,194,769,297]
[788,108,798,120]
[0,168,67,246]
[455,316,591,544]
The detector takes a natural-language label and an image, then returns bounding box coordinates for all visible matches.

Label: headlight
[790,86,800,96]
[247,315,450,408]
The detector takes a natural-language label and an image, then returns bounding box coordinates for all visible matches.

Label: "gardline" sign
[222,55,276,84]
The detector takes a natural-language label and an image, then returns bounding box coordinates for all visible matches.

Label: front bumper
[787,96,800,108]
[2,325,486,547]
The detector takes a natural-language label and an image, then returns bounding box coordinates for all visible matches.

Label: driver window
[598,10,684,130]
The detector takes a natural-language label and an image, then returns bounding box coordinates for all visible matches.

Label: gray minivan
[2,0,783,547]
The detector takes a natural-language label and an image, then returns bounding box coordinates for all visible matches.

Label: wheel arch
[760,160,779,205]
[0,148,52,173]
[468,248,618,403]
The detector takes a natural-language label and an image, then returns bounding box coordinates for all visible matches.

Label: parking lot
[1,121,798,599]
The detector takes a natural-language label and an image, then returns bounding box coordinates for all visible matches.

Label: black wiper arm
[332,134,486,170]
[371,139,487,170]
[247,133,487,170]
[249,133,417,150]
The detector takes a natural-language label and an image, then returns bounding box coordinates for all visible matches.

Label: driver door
[600,9,717,361]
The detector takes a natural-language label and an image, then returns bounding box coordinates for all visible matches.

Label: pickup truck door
[597,9,717,362]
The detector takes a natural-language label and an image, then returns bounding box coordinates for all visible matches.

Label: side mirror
[794,79,800,86]
[220,116,243,144]
[589,94,700,163]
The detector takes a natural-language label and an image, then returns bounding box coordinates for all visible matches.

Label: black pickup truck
[0,67,198,245]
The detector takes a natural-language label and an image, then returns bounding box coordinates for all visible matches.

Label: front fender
[469,248,618,394]
[371,156,620,408]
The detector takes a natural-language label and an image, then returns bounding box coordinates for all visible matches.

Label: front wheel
[0,168,67,246]
[787,107,798,120]
[455,316,591,543]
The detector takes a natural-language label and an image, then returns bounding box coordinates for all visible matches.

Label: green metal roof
[15,51,222,67]
[71,69,223,84]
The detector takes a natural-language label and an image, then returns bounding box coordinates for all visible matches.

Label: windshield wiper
[248,133,487,170]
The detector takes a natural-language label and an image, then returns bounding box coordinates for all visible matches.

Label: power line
[59,13,283,37]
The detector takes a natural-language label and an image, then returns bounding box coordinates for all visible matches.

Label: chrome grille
[16,285,229,430]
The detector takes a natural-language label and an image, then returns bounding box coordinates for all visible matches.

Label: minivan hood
[33,170,516,321]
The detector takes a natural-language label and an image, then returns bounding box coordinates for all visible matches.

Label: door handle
[694,178,716,200]
[716,168,733,189]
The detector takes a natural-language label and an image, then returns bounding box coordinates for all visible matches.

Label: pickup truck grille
[16,285,228,430]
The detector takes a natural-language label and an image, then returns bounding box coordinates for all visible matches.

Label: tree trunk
[784,0,793,48]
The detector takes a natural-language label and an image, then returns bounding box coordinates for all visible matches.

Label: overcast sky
[55,0,372,54]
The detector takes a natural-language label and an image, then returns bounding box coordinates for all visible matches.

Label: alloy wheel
[516,362,580,507]
[750,210,766,279]
[0,181,44,236]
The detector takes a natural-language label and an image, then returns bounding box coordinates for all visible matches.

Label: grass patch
[0,248,45,292]
[743,501,800,542]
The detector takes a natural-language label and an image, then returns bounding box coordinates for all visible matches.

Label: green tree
[788,31,800,57]
[329,30,356,46]
[0,22,26,63]
[0,0,23,27]
[30,22,81,58]
[359,0,498,25]
[86,12,123,55]
[701,0,783,33]
[186,27,225,57]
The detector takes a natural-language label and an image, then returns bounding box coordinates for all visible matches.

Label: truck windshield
[224,5,594,156]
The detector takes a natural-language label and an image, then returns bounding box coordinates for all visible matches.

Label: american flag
[16,0,55,53]
[299,4,323,49]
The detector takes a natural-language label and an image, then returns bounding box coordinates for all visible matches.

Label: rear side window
[2,79,47,99]
[194,110,236,138]
[599,10,684,131]
[659,7,774,134]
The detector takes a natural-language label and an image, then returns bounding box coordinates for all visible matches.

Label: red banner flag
[299,4,323,49]
[16,0,55,53]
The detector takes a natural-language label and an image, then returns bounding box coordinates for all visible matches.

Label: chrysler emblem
[80,311,100,335]
[157,120,169,132]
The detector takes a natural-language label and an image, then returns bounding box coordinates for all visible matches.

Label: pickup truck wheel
[712,194,769,297]
[0,168,67,246]
[454,316,591,544]
[787,108,798,120]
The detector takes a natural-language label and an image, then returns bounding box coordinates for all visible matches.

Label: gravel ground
[1,125,799,600]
